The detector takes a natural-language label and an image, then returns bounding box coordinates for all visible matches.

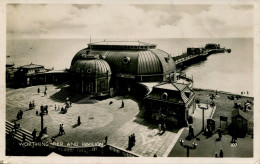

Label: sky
[6,4,253,39]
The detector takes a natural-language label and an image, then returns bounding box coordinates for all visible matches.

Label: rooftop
[89,41,156,47]
[155,82,187,91]
[88,41,157,50]
[19,63,44,69]
[231,108,249,120]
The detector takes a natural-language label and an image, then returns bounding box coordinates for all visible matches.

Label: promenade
[168,90,253,157]
[6,85,254,157]
[6,85,177,157]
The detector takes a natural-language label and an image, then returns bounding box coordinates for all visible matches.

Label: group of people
[29,101,35,110]
[215,148,224,158]
[126,134,136,151]
[37,86,48,96]
[241,91,249,95]
[59,124,65,136]
[60,106,68,114]
[16,110,23,120]
[40,105,49,115]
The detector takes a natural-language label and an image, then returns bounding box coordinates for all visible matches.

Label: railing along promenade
[6,120,140,157]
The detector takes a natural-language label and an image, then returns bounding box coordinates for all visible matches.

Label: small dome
[70,59,111,78]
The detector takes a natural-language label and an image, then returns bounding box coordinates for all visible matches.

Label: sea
[6,38,254,96]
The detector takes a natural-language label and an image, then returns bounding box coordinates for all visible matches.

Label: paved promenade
[168,92,253,157]
[6,85,177,157]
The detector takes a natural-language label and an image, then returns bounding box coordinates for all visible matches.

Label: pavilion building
[69,41,195,126]
[70,41,176,95]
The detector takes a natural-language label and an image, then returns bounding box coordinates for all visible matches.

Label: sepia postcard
[0,0,259,164]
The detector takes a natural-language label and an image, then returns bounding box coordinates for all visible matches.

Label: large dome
[71,42,176,76]
[70,57,111,78]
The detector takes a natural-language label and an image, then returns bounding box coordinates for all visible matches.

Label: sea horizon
[6,38,254,96]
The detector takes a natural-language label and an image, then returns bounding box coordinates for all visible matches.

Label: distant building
[14,63,48,86]
[6,63,17,83]
[14,63,69,87]
[143,82,195,127]
[205,43,220,50]
[187,47,204,55]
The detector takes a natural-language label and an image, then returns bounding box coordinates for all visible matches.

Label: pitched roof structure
[20,63,44,69]
[231,109,249,120]
[145,82,194,104]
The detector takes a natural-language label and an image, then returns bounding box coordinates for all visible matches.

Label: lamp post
[198,104,208,132]
[179,139,198,157]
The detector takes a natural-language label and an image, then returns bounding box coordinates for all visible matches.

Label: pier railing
[173,48,231,66]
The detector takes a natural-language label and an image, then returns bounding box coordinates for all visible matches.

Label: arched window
[161,92,168,100]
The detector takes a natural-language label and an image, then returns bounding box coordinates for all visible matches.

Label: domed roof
[70,58,111,77]
[71,49,175,76]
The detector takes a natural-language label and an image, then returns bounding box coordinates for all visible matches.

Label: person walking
[219,148,223,158]
[104,136,108,145]
[188,125,193,137]
[29,101,32,109]
[215,152,218,158]
[41,105,44,113]
[45,105,48,115]
[16,111,20,120]
[19,110,23,119]
[61,124,65,135]
[59,124,62,136]
[217,128,222,140]
[37,87,40,93]
[32,129,37,141]
[132,133,136,147]
[189,125,194,138]
[127,136,131,150]
[121,100,124,108]
[32,100,35,109]
[162,122,166,133]
[77,116,81,126]
[158,123,162,134]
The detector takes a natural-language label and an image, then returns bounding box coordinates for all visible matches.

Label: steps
[6,121,34,143]
[50,89,86,103]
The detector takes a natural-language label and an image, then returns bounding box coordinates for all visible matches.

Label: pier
[173,44,231,68]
